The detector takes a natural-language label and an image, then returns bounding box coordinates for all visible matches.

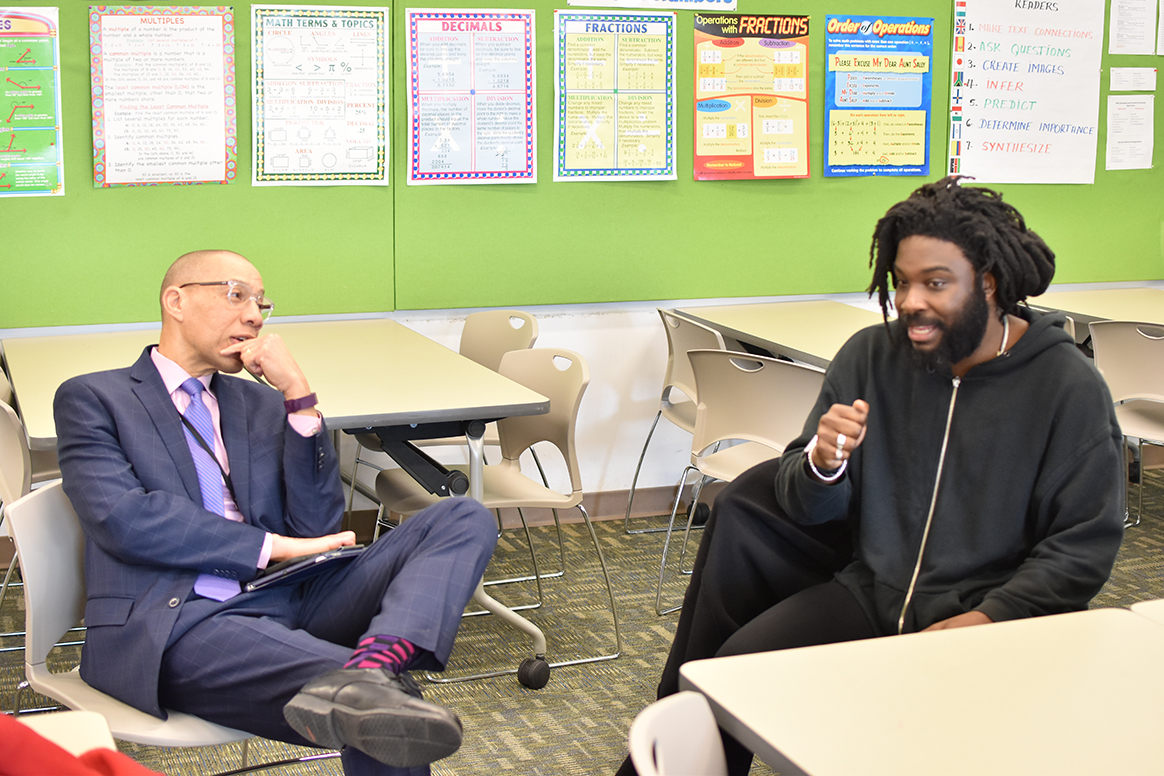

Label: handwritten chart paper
[406,8,535,184]
[947,0,1104,184]
[824,15,933,177]
[0,7,64,197]
[693,13,809,180]
[90,6,236,187]
[252,5,389,186]
[554,10,675,181]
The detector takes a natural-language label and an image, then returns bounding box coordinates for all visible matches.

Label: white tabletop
[680,608,1164,776]
[1,319,548,450]
[1130,598,1164,627]
[677,301,886,368]
[1027,288,1164,327]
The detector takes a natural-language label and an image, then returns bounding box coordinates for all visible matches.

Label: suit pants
[158,498,497,776]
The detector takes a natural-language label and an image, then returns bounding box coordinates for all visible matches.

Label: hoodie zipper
[896,375,961,635]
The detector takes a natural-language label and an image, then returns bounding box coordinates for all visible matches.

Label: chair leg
[473,507,545,615]
[1129,439,1144,528]
[424,505,622,685]
[530,449,566,577]
[655,466,697,616]
[676,475,710,575]
[625,411,670,534]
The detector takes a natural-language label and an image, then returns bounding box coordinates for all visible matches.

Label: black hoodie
[776,308,1125,634]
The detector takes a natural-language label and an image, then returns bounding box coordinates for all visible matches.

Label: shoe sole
[284,692,463,768]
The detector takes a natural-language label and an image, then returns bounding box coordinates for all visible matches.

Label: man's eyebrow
[892,264,955,276]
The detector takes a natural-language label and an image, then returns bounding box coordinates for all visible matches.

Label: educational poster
[824,15,933,177]
[90,6,237,187]
[251,5,389,186]
[693,13,809,181]
[406,8,536,185]
[946,0,1105,184]
[0,7,64,196]
[568,0,735,11]
[1106,94,1154,170]
[554,10,676,181]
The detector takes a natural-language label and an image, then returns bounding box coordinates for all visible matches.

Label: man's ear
[160,286,185,322]
[981,270,998,304]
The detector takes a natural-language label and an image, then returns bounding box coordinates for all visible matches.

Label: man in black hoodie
[617,177,1126,776]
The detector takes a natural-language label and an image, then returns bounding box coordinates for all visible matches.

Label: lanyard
[179,412,238,506]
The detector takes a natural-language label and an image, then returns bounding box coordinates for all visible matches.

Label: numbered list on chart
[554,11,676,181]
[407,8,536,184]
[948,0,1104,184]
[91,7,236,186]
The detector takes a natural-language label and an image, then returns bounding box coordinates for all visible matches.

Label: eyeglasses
[180,280,274,321]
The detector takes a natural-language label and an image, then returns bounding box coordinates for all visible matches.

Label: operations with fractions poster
[693,12,809,180]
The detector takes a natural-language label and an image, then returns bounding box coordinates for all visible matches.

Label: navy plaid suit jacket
[54,346,345,717]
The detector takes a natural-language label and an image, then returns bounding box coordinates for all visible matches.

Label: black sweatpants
[618,457,874,776]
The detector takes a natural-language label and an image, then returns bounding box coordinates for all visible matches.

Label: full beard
[895,285,991,372]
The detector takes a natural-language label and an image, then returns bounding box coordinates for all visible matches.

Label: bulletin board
[1,0,1160,329]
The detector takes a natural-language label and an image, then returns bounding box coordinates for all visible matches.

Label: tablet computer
[245,544,366,592]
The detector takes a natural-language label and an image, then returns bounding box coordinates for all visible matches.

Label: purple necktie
[180,378,242,601]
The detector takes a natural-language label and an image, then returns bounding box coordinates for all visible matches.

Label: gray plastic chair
[375,349,621,687]
[1089,320,1164,527]
[655,350,824,615]
[624,310,727,535]
[629,691,727,776]
[7,481,338,771]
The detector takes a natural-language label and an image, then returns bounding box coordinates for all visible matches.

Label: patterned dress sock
[343,635,419,673]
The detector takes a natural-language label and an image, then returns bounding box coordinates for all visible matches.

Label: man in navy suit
[55,250,497,775]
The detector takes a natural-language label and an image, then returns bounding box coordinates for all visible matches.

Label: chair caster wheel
[517,657,550,689]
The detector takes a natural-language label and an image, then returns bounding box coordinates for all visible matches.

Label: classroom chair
[1089,320,1164,527]
[655,350,824,615]
[628,691,727,776]
[374,348,621,687]
[624,309,727,535]
[6,481,339,773]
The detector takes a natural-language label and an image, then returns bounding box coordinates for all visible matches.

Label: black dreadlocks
[867,176,1056,320]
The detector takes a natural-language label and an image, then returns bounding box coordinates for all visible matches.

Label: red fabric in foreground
[0,714,161,776]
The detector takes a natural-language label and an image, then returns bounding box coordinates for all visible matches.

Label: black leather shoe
[284,668,462,767]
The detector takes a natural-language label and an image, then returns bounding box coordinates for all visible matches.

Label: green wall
[2,1,1161,328]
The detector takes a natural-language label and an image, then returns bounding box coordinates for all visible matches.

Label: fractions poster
[947,0,1105,184]
[0,7,64,197]
[554,10,676,181]
[406,8,536,185]
[693,13,809,180]
[251,5,389,186]
[90,6,237,187]
[824,15,933,177]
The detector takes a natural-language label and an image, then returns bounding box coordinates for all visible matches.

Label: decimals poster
[251,5,390,186]
[554,10,676,181]
[693,12,809,180]
[824,15,933,177]
[0,6,63,197]
[406,7,536,184]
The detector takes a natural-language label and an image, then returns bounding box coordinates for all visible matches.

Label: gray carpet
[4,477,1163,775]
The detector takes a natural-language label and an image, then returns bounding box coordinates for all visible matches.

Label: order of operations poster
[407,8,535,184]
[947,0,1105,184]
[252,5,389,186]
[0,7,64,196]
[693,13,809,180]
[554,10,676,181]
[825,15,933,177]
[90,6,236,186]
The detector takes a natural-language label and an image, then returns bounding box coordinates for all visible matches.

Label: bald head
[160,250,253,308]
